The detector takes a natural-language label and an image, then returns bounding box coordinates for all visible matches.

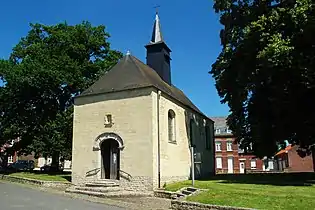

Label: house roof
[275,145,293,156]
[210,116,233,136]
[78,54,209,119]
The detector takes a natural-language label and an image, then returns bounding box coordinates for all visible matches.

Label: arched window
[190,119,195,147]
[168,110,176,143]
[205,124,211,149]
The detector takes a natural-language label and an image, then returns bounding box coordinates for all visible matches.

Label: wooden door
[239,162,245,174]
[109,147,119,179]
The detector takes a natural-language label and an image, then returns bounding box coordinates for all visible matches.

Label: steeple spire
[145,10,172,85]
[150,11,163,43]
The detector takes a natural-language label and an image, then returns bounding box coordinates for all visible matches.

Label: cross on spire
[150,6,163,43]
[153,5,160,14]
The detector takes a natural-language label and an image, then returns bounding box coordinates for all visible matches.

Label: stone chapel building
[71,13,215,191]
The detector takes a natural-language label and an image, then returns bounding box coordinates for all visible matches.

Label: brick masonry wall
[287,146,314,172]
[215,137,264,174]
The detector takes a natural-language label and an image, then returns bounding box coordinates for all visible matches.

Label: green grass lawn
[9,172,71,182]
[165,180,315,210]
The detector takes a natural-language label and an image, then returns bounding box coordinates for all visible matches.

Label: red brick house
[275,145,314,172]
[0,139,19,165]
[1,138,72,169]
[0,138,38,166]
[211,117,275,174]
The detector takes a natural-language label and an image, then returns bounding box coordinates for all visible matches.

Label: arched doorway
[100,139,120,180]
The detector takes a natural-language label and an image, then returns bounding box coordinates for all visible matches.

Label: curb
[0,174,72,188]
[171,200,256,210]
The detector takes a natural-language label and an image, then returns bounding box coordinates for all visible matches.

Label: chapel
[71,12,215,191]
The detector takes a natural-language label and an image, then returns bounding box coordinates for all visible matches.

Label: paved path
[0,182,125,210]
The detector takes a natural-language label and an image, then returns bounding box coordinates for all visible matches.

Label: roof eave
[152,87,212,122]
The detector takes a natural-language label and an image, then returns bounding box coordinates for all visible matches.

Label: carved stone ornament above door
[104,114,113,128]
[93,132,124,151]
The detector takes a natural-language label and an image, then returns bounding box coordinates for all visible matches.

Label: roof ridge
[128,56,152,84]
[130,55,173,89]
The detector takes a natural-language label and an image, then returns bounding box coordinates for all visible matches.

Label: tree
[0,21,122,169]
[210,0,315,158]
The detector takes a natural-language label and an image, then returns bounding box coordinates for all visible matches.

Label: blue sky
[0,0,229,117]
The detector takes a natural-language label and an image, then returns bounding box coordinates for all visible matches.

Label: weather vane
[153,5,160,14]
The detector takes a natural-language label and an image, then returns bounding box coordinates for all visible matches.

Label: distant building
[0,138,20,165]
[211,117,275,174]
[0,138,71,169]
[275,145,314,172]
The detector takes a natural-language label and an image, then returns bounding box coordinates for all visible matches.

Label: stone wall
[154,190,176,199]
[72,88,154,191]
[151,90,214,189]
[171,200,255,210]
[0,175,72,189]
[119,176,153,192]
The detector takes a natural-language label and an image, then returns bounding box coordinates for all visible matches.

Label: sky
[0,0,229,117]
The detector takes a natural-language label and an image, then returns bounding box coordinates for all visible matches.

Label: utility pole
[191,146,195,187]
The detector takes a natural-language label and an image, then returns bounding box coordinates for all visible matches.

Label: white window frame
[216,157,222,169]
[227,128,232,134]
[8,155,13,163]
[268,160,274,170]
[215,129,221,134]
[215,142,222,151]
[250,159,256,169]
[227,141,233,151]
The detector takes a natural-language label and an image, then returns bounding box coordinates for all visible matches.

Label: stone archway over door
[101,139,120,179]
[93,132,124,180]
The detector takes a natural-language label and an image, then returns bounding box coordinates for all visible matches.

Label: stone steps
[171,193,185,199]
[65,180,153,198]
[66,188,152,198]
[85,182,119,187]
[74,186,121,193]
[186,187,197,192]
[181,190,191,195]
[169,187,198,200]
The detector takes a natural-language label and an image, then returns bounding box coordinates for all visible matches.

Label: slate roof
[210,116,233,136]
[78,54,209,119]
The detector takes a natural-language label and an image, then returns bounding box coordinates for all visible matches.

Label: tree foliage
[0,21,122,160]
[211,0,315,157]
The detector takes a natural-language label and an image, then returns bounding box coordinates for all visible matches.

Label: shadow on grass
[202,172,315,187]
[59,175,71,182]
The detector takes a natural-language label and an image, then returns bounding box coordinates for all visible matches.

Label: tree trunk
[0,153,8,170]
[50,152,60,173]
[312,146,315,172]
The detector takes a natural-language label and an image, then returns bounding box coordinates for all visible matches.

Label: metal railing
[85,167,101,177]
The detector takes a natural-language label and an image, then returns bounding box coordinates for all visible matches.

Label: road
[0,182,125,210]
